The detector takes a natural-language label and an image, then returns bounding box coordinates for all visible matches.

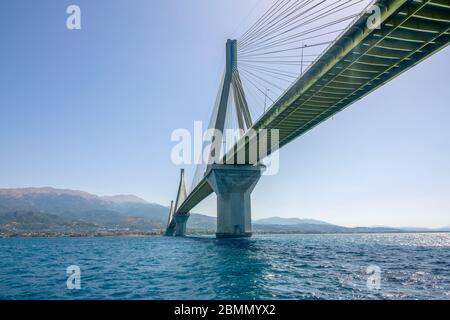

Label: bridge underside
[255,0,450,149]
[176,0,449,218]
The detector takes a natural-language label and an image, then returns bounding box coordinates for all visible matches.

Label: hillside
[0,187,215,235]
[0,187,447,236]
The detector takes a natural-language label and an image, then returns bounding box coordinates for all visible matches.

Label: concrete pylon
[207,39,252,166]
[165,201,175,236]
[174,213,190,237]
[173,169,190,237]
[206,164,264,238]
[174,169,187,212]
[165,169,190,236]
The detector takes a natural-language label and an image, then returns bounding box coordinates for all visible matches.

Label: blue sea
[0,233,449,300]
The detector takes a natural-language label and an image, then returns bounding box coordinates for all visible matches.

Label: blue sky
[0,0,449,227]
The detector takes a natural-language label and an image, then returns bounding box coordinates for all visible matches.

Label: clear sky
[0,0,449,228]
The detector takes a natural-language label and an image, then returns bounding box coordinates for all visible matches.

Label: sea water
[0,233,449,300]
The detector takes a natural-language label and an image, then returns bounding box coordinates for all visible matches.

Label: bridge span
[166,0,450,238]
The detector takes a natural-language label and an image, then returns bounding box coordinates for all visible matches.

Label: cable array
[236,0,372,120]
[188,0,373,193]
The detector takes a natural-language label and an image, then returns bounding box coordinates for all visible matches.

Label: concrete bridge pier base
[174,214,190,236]
[206,164,264,238]
[165,227,175,236]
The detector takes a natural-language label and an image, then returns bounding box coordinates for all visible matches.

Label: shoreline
[1,230,449,238]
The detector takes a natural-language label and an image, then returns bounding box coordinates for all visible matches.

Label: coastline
[1,230,449,238]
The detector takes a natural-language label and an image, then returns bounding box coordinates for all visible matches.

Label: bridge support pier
[174,214,190,237]
[165,227,175,236]
[206,164,264,238]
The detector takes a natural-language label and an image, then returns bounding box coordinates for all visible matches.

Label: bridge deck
[177,0,450,214]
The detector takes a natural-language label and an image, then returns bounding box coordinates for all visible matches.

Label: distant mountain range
[254,217,331,225]
[0,187,448,236]
[0,187,214,236]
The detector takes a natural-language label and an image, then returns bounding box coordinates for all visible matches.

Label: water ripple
[0,233,449,299]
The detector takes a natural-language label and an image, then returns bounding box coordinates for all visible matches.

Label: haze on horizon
[0,0,449,228]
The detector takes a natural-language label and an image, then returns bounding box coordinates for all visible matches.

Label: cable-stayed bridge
[166,0,450,238]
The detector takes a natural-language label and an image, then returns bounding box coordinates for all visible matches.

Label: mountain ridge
[0,187,448,236]
[254,217,330,226]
